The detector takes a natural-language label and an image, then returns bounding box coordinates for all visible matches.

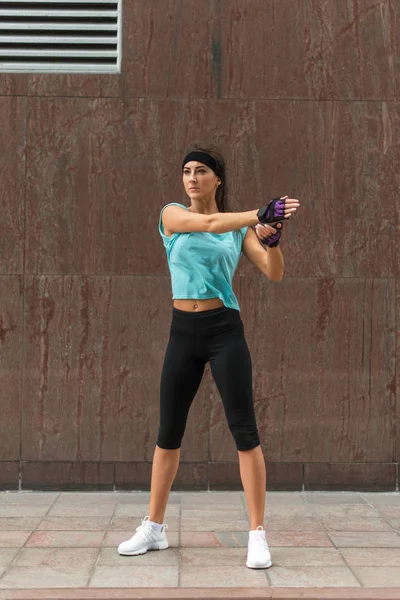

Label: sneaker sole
[246,559,272,569]
[118,540,169,556]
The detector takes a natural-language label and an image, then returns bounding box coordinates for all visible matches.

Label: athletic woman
[118,145,300,569]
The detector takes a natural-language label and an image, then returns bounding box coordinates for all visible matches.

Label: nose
[188,170,197,183]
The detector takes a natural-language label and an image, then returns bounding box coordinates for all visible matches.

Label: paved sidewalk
[0,490,399,599]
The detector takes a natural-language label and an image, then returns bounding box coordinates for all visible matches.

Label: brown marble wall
[0,0,398,491]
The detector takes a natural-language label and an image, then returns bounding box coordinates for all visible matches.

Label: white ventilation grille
[0,0,122,73]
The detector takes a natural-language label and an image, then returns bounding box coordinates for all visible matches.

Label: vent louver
[0,0,121,73]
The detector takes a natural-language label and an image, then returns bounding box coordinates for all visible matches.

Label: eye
[197,169,206,173]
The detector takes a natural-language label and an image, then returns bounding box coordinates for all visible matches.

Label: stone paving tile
[269,547,346,567]
[265,492,307,506]
[214,531,246,547]
[115,492,149,501]
[46,504,116,517]
[180,532,222,548]
[0,518,42,531]
[265,506,315,517]
[352,566,400,587]
[98,547,179,567]
[117,492,183,504]
[179,492,244,507]
[26,531,105,547]
[37,517,111,531]
[267,566,361,587]
[0,506,50,517]
[0,493,59,505]
[102,530,179,548]
[181,507,245,515]
[378,506,400,518]
[388,518,400,532]
[114,504,179,518]
[0,549,19,566]
[115,492,181,505]
[181,518,249,531]
[0,532,31,548]
[328,531,400,547]
[181,566,269,587]
[318,516,394,532]
[9,547,99,570]
[266,492,304,505]
[88,566,178,587]
[114,493,152,504]
[361,493,400,506]
[55,493,118,504]
[0,592,19,599]
[109,516,179,531]
[0,567,89,588]
[231,532,249,546]
[341,547,400,566]
[267,531,333,547]
[166,493,182,504]
[264,517,323,532]
[301,493,368,505]
[308,504,381,518]
[181,547,246,566]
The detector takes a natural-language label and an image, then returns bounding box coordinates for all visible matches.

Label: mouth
[189,187,199,191]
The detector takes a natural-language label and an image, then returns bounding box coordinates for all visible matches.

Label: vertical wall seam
[19,91,29,490]
[212,0,222,99]
[396,279,399,491]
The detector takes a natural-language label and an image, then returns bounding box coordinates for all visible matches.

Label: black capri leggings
[157,305,260,452]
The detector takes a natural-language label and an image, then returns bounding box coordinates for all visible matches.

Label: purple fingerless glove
[260,222,283,248]
[257,197,286,224]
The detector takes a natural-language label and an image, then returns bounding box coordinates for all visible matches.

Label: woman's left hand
[255,222,282,244]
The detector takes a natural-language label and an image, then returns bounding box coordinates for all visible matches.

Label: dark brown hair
[184,143,229,212]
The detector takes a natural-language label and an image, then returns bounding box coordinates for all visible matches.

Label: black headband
[182,151,221,177]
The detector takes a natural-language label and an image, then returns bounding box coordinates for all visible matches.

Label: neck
[188,195,218,215]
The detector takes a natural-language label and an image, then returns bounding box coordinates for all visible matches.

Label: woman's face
[182,161,220,201]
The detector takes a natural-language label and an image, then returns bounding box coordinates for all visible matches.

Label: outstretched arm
[162,196,299,235]
[162,204,260,234]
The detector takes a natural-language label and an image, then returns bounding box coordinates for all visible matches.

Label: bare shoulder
[162,204,188,237]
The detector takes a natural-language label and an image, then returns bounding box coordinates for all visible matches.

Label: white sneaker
[246,526,272,569]
[117,515,169,556]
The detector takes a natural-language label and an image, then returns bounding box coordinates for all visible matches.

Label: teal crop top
[159,203,248,311]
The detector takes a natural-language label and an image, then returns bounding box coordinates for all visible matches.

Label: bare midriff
[173,298,224,312]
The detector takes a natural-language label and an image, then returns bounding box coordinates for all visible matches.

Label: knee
[229,424,260,452]
[156,425,184,450]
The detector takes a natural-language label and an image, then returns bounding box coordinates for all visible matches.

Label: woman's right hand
[255,222,282,246]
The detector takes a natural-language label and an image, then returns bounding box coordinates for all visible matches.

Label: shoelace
[135,516,168,543]
[250,526,269,550]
